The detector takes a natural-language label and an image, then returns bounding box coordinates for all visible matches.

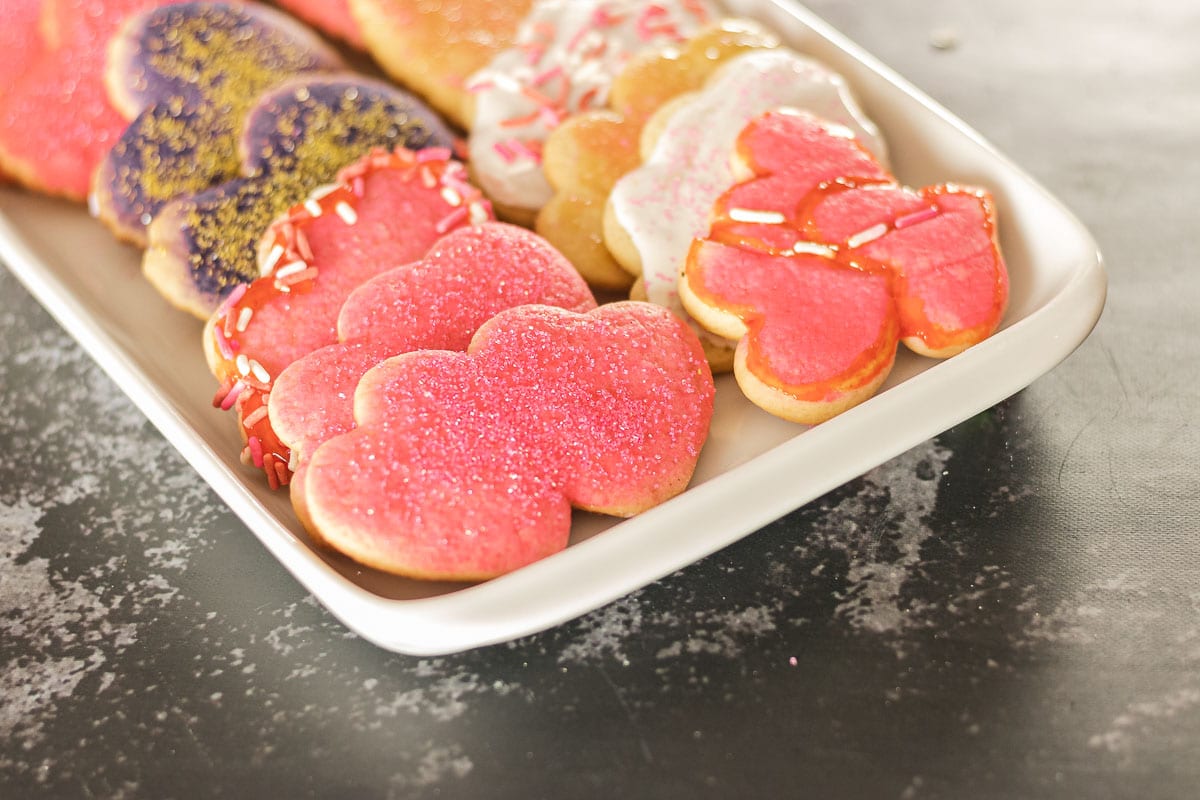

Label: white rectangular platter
[0,0,1106,655]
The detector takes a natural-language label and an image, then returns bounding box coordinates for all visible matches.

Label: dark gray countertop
[2,0,1197,797]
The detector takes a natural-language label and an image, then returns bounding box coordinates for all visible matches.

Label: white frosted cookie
[465,0,715,221]
[603,48,887,363]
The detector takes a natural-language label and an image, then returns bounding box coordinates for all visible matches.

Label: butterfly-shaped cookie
[681,109,1009,424]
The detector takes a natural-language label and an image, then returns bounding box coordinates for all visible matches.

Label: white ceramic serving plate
[0,0,1105,655]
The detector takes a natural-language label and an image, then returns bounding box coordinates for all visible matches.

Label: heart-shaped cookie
[143,74,456,318]
[268,222,596,523]
[206,147,494,488]
[300,301,713,580]
[0,0,179,199]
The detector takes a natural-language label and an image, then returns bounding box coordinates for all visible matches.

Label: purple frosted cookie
[91,1,344,244]
[142,74,456,318]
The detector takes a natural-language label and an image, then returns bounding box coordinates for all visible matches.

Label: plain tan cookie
[348,0,533,129]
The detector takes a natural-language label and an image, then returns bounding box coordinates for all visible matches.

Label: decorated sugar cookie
[92,1,344,244]
[603,48,888,369]
[348,0,535,128]
[274,0,364,47]
[536,18,779,289]
[142,75,455,318]
[269,222,596,523]
[0,0,180,199]
[300,301,713,580]
[681,110,1009,424]
[465,0,715,224]
[205,147,494,488]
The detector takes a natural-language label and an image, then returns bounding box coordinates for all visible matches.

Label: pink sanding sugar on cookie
[0,1,42,184]
[268,221,596,527]
[206,147,494,488]
[0,0,181,199]
[681,109,1008,425]
[300,302,714,581]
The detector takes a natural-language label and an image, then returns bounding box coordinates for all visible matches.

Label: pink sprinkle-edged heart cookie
[300,301,714,580]
[206,147,494,489]
[681,110,1009,424]
[269,221,597,526]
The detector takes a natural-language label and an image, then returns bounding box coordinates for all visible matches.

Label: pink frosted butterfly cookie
[206,147,494,488]
[298,301,714,580]
[268,222,597,526]
[681,109,1009,424]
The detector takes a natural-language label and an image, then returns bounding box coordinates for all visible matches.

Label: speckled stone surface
[2,0,1198,797]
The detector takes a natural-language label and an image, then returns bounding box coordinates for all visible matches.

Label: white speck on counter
[929,26,960,51]
[829,444,953,641]
[557,595,644,665]
[1088,688,1200,767]
[387,743,473,794]
[0,496,136,760]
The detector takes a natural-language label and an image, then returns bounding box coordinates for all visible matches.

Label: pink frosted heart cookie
[681,110,1009,424]
[206,147,494,488]
[0,0,181,199]
[269,222,596,525]
[300,301,713,580]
